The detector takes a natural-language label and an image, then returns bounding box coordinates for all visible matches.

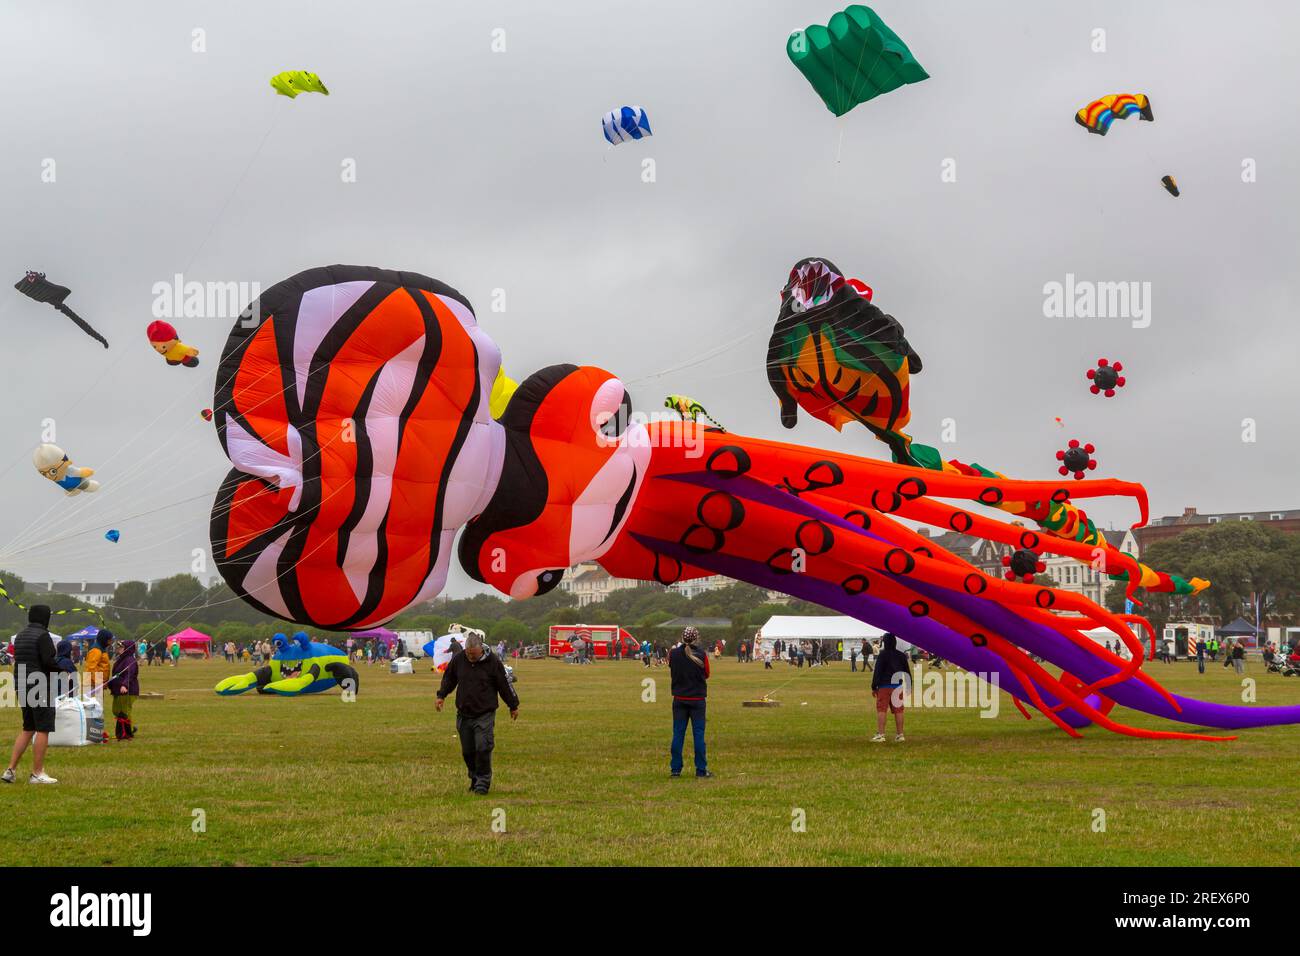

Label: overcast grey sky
[0,0,1296,596]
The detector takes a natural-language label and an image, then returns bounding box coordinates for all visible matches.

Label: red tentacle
[704,430,1150,526]
[881,494,1146,603]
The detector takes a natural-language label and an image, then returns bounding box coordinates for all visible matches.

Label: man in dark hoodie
[870,632,912,743]
[3,605,59,784]
[107,636,141,740]
[668,626,712,778]
[436,633,519,794]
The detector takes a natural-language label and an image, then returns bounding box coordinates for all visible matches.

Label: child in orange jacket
[83,630,113,695]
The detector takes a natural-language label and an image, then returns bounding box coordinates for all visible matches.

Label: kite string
[624,326,765,386]
[0,391,215,559]
[48,107,277,428]
[0,346,272,558]
[0,393,213,555]
[105,457,401,632]
[12,430,369,644]
[1,106,287,553]
[176,107,284,281]
[4,425,358,617]
[3,338,270,560]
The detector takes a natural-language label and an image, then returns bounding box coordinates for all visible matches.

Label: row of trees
[1103,522,1300,637]
[0,568,828,649]
[7,522,1289,648]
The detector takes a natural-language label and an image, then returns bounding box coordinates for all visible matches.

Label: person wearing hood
[84,629,113,696]
[3,605,59,784]
[106,636,140,740]
[870,633,912,743]
[435,633,520,795]
[668,625,713,778]
[53,638,78,699]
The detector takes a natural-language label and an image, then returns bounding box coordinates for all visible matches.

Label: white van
[396,630,434,658]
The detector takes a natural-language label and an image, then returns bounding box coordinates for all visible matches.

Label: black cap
[28,605,52,627]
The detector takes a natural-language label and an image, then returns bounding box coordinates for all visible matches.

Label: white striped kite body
[602,106,652,145]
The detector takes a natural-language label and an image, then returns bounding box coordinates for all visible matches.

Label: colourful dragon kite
[765,257,1207,597]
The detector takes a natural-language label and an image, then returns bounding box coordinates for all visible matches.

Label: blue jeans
[670,699,707,775]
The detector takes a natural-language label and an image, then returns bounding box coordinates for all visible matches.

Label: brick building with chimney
[1134,507,1300,551]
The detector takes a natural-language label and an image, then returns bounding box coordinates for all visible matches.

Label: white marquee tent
[756,616,910,655]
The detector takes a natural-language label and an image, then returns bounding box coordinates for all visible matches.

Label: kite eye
[592,380,632,441]
[599,395,632,440]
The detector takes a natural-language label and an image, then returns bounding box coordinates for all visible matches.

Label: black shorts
[22,704,56,734]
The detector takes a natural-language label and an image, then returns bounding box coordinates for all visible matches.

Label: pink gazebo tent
[167,627,213,658]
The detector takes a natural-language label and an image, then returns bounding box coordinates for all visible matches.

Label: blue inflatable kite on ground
[602,106,652,145]
[214,632,360,696]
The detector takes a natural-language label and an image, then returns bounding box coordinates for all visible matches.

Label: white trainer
[28,771,58,785]
[894,734,905,743]
[871,733,886,742]
[1,768,15,784]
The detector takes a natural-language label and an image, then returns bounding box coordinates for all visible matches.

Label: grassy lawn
[2,655,1297,866]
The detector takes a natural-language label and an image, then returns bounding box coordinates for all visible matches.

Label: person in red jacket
[669,626,712,778]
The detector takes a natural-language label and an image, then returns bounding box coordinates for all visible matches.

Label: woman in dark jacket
[870,633,912,743]
[106,637,140,740]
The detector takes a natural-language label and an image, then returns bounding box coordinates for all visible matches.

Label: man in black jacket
[436,633,519,794]
[3,606,59,784]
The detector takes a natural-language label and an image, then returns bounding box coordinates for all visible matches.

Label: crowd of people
[221,635,403,666]
[765,637,885,671]
[1261,641,1300,674]
[11,610,1298,790]
[3,607,149,784]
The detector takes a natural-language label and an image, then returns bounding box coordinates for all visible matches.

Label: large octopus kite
[208,265,1300,741]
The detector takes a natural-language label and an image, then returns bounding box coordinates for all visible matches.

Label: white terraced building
[27,581,119,608]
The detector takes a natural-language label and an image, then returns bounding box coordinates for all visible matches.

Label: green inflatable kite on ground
[787,5,929,116]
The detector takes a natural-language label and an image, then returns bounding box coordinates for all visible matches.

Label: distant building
[668,575,734,600]
[1135,507,1300,550]
[559,562,648,607]
[918,528,1012,579]
[557,562,770,605]
[1040,528,1137,606]
[920,525,1138,607]
[28,581,119,608]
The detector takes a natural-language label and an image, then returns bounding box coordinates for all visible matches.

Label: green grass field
[3,655,1297,866]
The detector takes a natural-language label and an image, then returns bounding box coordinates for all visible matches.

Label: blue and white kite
[602,106,653,145]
